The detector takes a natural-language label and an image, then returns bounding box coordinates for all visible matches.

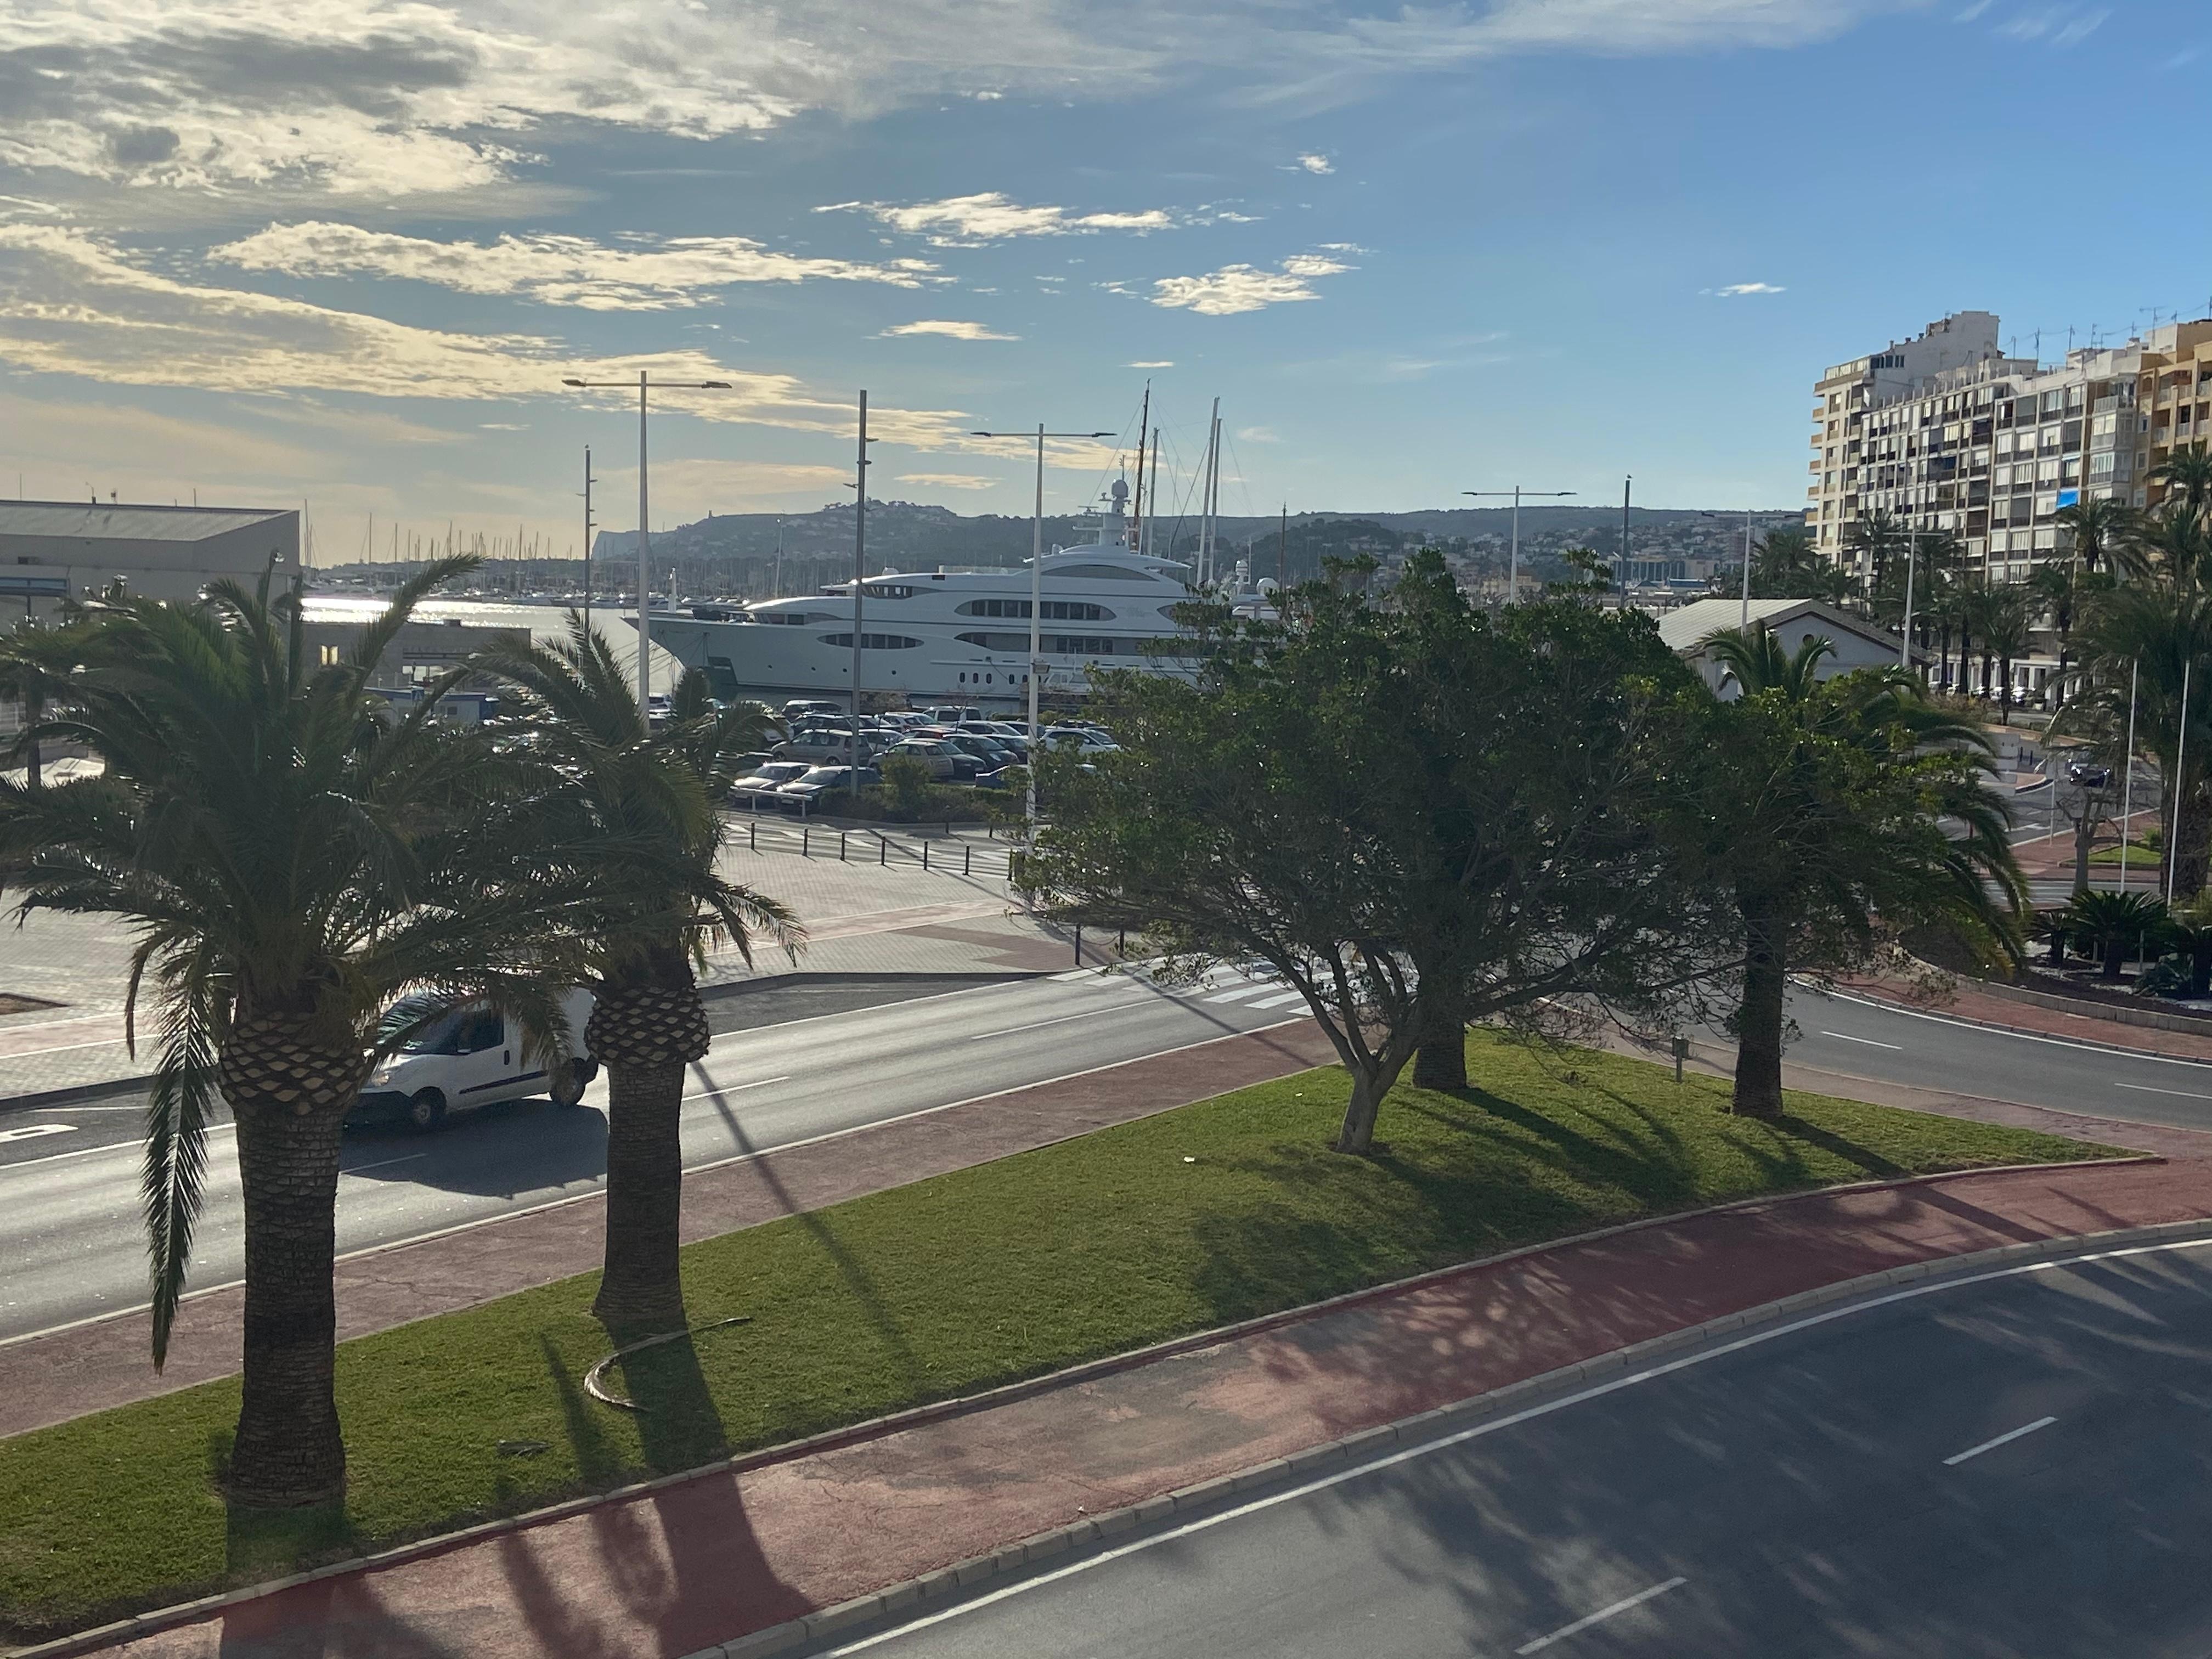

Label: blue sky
[0,0,2205,562]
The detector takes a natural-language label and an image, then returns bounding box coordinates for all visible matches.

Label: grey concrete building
[0,499,300,624]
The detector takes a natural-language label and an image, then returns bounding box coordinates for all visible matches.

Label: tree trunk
[2101,933,2126,981]
[1411,984,1468,1091]
[586,977,712,1329]
[218,1018,368,1508]
[1335,1066,1389,1155]
[1733,903,1786,1120]
[2073,818,2095,896]
[2176,781,2211,904]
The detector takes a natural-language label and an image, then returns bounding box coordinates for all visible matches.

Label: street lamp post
[970,424,1114,842]
[562,369,733,720]
[1462,487,1575,603]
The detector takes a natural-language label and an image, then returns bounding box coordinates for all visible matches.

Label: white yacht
[645,481,1233,709]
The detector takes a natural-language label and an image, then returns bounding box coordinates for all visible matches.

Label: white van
[349,989,599,1132]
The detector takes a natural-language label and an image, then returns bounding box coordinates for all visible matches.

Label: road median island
[0,1032,2133,1649]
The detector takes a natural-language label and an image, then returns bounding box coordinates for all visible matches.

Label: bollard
[802,825,810,858]
[879,837,887,866]
[840,831,848,862]
[1118,927,1126,956]
[749,821,757,851]
[1671,1034,1689,1084]
[1074,924,1083,966]
[963,844,972,877]
[922,840,930,871]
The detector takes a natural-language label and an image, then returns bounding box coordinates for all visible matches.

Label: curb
[682,1214,2212,1659]
[3,1153,2166,1659]
[1822,984,2212,1066]
[0,973,1053,1119]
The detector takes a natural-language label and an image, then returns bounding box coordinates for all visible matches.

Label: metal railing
[727,814,1018,880]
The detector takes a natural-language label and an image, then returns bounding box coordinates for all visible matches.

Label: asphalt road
[1782,985,2212,1134]
[8,965,2208,1347]
[0,967,1314,1343]
[822,1236,2212,1659]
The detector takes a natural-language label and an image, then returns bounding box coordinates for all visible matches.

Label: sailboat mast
[1201,399,1220,586]
[1131,383,1150,553]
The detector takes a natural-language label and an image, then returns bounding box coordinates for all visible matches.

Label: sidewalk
[70,1154,2212,1659]
[0,1020,1342,1438]
[0,838,1087,1104]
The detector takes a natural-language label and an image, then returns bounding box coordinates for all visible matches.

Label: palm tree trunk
[1733,898,1786,1119]
[586,976,712,1329]
[218,1019,368,1508]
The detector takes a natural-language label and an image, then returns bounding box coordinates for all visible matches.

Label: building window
[817,633,921,650]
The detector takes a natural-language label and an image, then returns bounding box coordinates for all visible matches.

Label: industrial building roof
[0,500,294,543]
[1656,597,1895,655]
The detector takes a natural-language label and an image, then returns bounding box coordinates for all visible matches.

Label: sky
[1,0,2207,563]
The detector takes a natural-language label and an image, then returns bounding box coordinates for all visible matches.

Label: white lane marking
[1049,968,1104,982]
[342,1152,426,1176]
[1819,1031,1903,1050]
[0,1015,1317,1351]
[1249,991,1309,1010]
[1204,985,1270,1004]
[822,1234,2212,1656]
[1515,1577,1689,1655]
[967,998,1154,1040]
[1943,1415,2057,1466]
[1813,987,2212,1073]
[2113,1081,2212,1103]
[0,1124,74,1145]
[680,1075,790,1103]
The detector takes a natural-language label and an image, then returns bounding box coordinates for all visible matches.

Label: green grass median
[0,1033,2128,1641]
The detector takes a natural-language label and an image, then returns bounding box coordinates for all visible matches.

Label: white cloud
[0,225,970,448]
[208,223,939,309]
[878,319,1019,341]
[0,2,1931,213]
[1149,251,1355,315]
[896,472,998,489]
[1294,153,1334,173]
[1711,281,1786,296]
[1238,425,1282,442]
[1127,359,1176,368]
[825,193,1177,247]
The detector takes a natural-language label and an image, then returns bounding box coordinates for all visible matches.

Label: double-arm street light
[970,424,1114,840]
[1463,487,1574,603]
[562,369,733,719]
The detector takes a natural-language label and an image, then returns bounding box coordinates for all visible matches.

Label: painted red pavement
[0,1020,1342,1440]
[80,1156,2212,1659]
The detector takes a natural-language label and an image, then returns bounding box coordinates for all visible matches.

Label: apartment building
[2135,321,2212,507]
[1809,313,2212,585]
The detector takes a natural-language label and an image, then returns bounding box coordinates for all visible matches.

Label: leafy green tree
[0,563,594,1507]
[1690,629,2024,1118]
[1034,552,1718,1152]
[473,620,798,1328]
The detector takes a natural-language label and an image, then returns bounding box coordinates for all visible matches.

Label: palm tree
[0,617,80,788]
[2062,889,2168,982]
[1699,628,2023,1118]
[2151,442,2212,513]
[473,619,800,1329]
[2059,511,2212,899]
[2053,495,2135,575]
[1977,582,2036,724]
[1843,511,1909,612]
[1750,525,1852,603]
[0,561,597,1507]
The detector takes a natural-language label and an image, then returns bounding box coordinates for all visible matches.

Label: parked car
[2066,760,2113,789]
[778,727,878,766]
[731,761,811,805]
[1043,726,1120,754]
[883,739,977,781]
[944,733,1017,770]
[783,698,844,722]
[350,989,597,1133]
[923,705,984,725]
[775,765,881,812]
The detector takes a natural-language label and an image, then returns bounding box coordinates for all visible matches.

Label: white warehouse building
[0,499,301,625]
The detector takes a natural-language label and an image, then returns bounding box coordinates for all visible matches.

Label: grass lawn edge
[0,1036,2137,1646]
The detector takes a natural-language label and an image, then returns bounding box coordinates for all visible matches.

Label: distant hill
[585,499,1804,596]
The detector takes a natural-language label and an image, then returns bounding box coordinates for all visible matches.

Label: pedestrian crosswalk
[1047,962,1319,1018]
